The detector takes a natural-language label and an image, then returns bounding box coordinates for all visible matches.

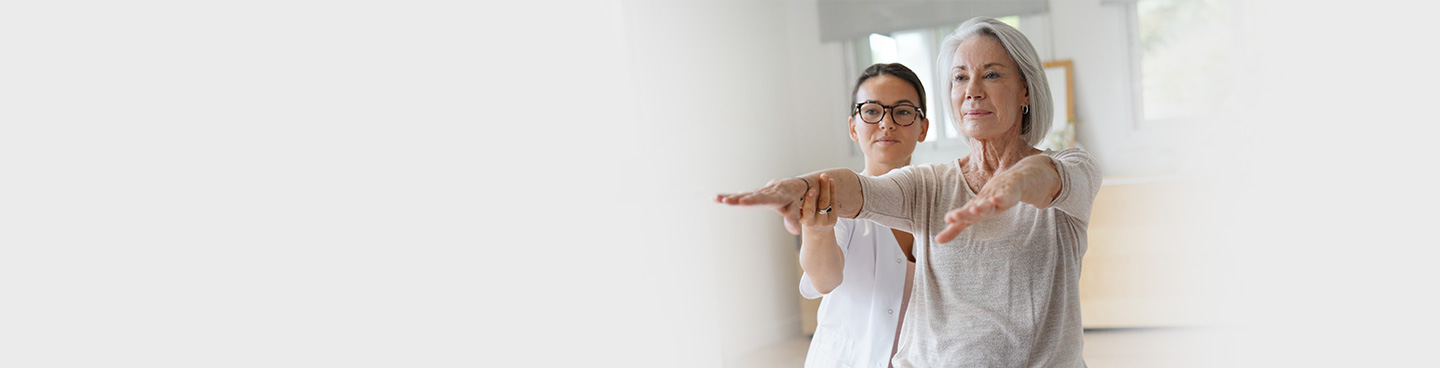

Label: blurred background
[4,0,1437,367]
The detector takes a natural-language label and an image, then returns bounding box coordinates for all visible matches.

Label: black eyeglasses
[852,102,923,126]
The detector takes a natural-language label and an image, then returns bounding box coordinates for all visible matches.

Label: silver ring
[818,206,832,215]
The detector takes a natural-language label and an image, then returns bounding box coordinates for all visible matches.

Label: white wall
[784,2,859,176]
[3,0,828,366]
[624,0,851,365]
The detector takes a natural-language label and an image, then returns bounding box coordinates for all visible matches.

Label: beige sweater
[855,148,1101,368]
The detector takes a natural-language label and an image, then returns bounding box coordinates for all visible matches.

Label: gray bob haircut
[938,17,1052,147]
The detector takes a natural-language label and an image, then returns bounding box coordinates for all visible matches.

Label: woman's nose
[879,112,899,129]
[964,84,984,100]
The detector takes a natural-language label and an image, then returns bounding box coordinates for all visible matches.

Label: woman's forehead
[952,36,1013,69]
[856,75,920,102]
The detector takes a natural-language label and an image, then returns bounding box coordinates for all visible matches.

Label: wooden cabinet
[1079,177,1219,328]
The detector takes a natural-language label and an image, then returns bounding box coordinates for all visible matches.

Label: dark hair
[850,63,927,116]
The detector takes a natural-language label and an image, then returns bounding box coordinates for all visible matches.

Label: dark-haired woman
[793,63,927,368]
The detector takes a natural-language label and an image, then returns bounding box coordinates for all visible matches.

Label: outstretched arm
[715,169,863,235]
[934,154,1061,243]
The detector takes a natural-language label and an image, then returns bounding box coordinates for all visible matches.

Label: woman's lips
[964,109,992,117]
[874,137,900,146]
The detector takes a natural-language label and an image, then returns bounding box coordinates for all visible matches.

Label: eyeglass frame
[851,101,925,127]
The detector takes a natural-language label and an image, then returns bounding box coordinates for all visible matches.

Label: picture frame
[1042,59,1076,150]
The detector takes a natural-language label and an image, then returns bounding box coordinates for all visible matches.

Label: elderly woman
[717,17,1100,367]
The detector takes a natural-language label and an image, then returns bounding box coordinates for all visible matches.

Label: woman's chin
[960,129,1010,142]
[961,122,1020,141]
[865,144,913,161]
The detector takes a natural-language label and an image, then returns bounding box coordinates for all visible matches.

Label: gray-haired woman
[716,17,1101,367]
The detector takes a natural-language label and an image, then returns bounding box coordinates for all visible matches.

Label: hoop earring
[1022,105,1030,114]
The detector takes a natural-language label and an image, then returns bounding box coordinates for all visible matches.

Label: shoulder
[1042,148,1103,200]
[1043,147,1095,162]
[1043,148,1101,174]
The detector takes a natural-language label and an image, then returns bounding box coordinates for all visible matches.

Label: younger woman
[795,63,927,368]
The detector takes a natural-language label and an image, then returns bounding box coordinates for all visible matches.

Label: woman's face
[951,35,1029,142]
[850,75,928,164]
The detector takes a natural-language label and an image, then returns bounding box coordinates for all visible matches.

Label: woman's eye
[863,109,881,116]
[953,75,967,82]
[986,72,1000,79]
[895,109,913,116]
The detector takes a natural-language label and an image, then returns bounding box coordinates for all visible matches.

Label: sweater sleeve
[1045,148,1103,224]
[854,165,928,234]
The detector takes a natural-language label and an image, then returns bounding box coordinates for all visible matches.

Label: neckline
[953,149,1055,198]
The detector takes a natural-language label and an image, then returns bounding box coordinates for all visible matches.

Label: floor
[731,327,1229,368]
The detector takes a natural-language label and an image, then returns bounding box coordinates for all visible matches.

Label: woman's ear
[848,116,861,142]
[917,117,929,143]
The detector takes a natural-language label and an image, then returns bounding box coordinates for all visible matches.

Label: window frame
[1125,0,1239,130]
[841,16,1033,161]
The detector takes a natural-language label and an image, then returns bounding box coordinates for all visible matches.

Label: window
[1134,0,1237,123]
[861,31,939,143]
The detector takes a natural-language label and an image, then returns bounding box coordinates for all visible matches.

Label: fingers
[943,183,1023,224]
[714,188,781,207]
[781,198,802,234]
[935,221,963,243]
[936,196,998,242]
[944,199,993,225]
[799,182,817,226]
[936,195,1005,243]
[936,208,974,243]
[816,174,833,224]
[824,176,838,224]
[715,191,757,205]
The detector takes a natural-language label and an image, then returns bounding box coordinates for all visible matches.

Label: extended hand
[715,177,807,234]
[934,176,1023,243]
[935,155,1060,243]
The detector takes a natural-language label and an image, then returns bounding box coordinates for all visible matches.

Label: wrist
[792,177,811,200]
[801,223,835,237]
